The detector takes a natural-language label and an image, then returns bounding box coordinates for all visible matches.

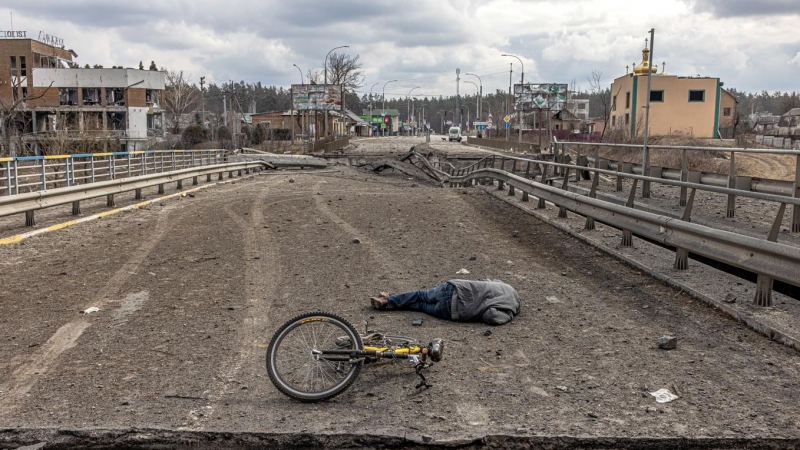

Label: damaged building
[0,36,165,155]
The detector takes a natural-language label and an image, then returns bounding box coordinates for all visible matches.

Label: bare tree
[0,80,53,156]
[587,70,622,142]
[163,69,201,134]
[325,53,365,91]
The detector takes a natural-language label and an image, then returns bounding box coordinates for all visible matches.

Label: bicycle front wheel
[266,312,363,402]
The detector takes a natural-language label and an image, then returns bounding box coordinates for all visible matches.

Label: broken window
[21,87,27,100]
[82,88,101,105]
[20,56,26,77]
[59,88,78,106]
[107,112,126,130]
[106,88,125,106]
[145,89,161,107]
[612,95,617,111]
[625,113,630,125]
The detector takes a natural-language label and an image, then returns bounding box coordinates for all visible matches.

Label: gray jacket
[448,279,521,325]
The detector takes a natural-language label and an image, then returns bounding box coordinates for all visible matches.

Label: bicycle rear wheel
[266,312,363,402]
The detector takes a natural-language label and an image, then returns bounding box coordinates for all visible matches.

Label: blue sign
[476,125,486,131]
[503,122,510,129]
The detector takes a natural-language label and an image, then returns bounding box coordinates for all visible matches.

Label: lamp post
[324,45,349,138]
[407,86,420,136]
[465,73,482,121]
[382,79,397,136]
[368,82,379,137]
[463,80,478,134]
[502,53,524,144]
[642,29,655,199]
[292,64,304,142]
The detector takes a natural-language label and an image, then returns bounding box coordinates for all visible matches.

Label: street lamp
[463,80,478,133]
[502,53,524,143]
[324,45,349,137]
[407,86,420,135]
[292,64,304,142]
[368,82,379,137]
[382,80,397,136]
[465,73,482,120]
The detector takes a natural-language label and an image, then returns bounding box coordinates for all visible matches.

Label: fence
[0,149,224,196]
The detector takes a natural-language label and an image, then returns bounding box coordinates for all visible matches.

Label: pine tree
[149,61,158,71]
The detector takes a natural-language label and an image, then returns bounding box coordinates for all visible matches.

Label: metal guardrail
[0,161,270,228]
[0,149,225,196]
[558,141,800,232]
[467,137,537,153]
[447,154,800,307]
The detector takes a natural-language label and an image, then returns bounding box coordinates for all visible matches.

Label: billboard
[513,83,568,111]
[291,84,343,111]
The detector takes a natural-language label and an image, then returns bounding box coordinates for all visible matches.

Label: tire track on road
[184,183,295,430]
[0,208,174,420]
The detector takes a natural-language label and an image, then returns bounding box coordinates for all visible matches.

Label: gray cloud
[691,0,800,17]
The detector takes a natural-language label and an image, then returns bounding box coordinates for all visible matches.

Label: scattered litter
[650,388,679,403]
[352,238,362,244]
[288,178,295,183]
[724,293,737,304]
[188,193,196,198]
[657,335,678,350]
[556,385,569,392]
[505,260,513,265]
[456,268,470,274]
[469,256,477,261]
[511,230,519,237]
[545,296,562,304]
[82,307,100,315]
[482,328,492,336]
[412,318,423,326]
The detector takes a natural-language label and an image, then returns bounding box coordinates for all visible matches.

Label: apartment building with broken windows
[1,36,165,155]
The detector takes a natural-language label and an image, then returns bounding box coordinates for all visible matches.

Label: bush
[241,125,252,143]
[273,128,292,141]
[252,123,269,145]
[216,125,232,141]
[182,125,208,148]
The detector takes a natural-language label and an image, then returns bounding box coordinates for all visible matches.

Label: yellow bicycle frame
[362,345,423,355]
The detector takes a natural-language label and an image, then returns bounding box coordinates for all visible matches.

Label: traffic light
[383,116,390,124]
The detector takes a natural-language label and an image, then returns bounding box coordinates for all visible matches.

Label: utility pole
[369,82,378,137]
[292,63,305,141]
[503,54,524,144]
[455,68,461,131]
[507,63,512,141]
[199,76,206,128]
[466,73,482,121]
[642,29,655,199]
[407,86,420,136]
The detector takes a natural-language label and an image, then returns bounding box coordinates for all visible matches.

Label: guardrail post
[725,151,737,218]
[64,160,71,187]
[754,203,787,306]
[792,155,800,232]
[25,211,35,227]
[674,188,696,270]
[585,171,600,230]
[193,176,198,186]
[11,160,19,195]
[679,149,688,206]
[107,194,115,207]
[158,183,165,194]
[90,157,96,183]
[72,201,81,215]
[238,169,243,176]
[508,183,515,196]
[558,168,571,218]
[510,159,517,176]
[614,160,623,191]
[109,156,115,180]
[228,171,234,178]
[207,174,212,182]
[524,161,531,180]
[218,172,224,180]
[40,158,47,191]
[497,179,504,190]
[177,179,183,190]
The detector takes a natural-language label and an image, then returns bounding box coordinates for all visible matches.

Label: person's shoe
[370,297,388,310]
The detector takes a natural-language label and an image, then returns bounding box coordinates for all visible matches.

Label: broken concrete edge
[1,428,799,449]
[484,186,800,353]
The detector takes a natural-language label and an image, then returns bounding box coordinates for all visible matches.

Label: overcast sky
[3,0,799,99]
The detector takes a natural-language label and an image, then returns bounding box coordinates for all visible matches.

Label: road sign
[503,122,510,129]
[503,115,511,123]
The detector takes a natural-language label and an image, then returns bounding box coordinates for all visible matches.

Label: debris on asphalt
[82,307,100,315]
[482,328,492,336]
[556,385,569,392]
[724,293,737,304]
[352,238,362,244]
[546,296,562,304]
[288,178,295,183]
[412,318,423,326]
[650,388,679,403]
[657,335,678,350]
[511,230,519,237]
[456,268,470,274]
[469,256,477,261]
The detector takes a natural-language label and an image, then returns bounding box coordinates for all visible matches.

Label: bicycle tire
[266,312,363,402]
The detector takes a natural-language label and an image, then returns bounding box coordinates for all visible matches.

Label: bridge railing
[0,149,225,196]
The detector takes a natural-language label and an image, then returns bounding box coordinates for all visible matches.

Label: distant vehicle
[448,127,462,142]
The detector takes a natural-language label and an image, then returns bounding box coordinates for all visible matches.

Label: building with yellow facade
[609,46,737,139]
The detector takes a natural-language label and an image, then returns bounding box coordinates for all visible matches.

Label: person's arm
[481,307,514,325]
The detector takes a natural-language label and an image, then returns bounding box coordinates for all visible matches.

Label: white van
[448,127,462,142]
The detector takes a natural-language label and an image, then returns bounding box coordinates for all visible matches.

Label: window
[10,56,16,77]
[612,95,617,111]
[82,88,101,105]
[577,103,586,110]
[625,92,631,109]
[106,88,125,106]
[625,113,630,125]
[20,56,26,76]
[723,107,731,117]
[59,88,78,106]
[650,90,664,102]
[689,90,705,102]
[21,87,27,100]
[145,89,160,106]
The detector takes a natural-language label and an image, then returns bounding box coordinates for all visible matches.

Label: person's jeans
[386,282,453,320]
